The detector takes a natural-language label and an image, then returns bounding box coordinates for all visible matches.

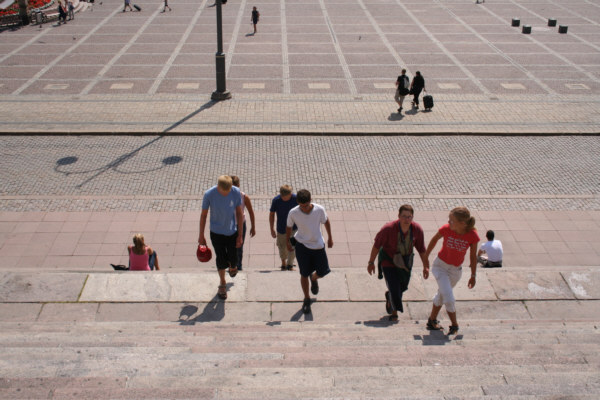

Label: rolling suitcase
[133,4,141,11]
[423,93,434,111]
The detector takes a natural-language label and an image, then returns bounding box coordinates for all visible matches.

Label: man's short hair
[486,230,495,241]
[217,175,233,190]
[296,189,311,204]
[399,204,414,215]
[280,184,292,196]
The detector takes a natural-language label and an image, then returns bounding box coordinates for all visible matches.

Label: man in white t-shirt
[286,189,333,314]
[477,230,503,268]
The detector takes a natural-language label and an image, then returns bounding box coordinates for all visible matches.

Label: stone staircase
[1,317,598,399]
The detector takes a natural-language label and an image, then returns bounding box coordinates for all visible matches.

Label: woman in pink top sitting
[128,233,160,271]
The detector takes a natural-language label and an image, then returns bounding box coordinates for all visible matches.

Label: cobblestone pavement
[0,0,599,133]
[1,135,598,211]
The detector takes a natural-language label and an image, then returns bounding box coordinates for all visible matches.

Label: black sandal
[388,314,398,322]
[385,291,392,314]
[448,325,459,335]
[228,267,238,278]
[302,298,311,314]
[426,318,443,331]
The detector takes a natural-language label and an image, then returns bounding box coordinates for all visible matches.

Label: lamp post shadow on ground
[211,0,231,101]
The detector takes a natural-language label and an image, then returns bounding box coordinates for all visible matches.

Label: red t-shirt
[437,224,480,267]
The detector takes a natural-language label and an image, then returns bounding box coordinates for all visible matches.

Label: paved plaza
[0,0,599,132]
[0,0,599,397]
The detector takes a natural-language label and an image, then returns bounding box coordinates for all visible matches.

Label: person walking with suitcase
[410,71,425,110]
[394,69,410,114]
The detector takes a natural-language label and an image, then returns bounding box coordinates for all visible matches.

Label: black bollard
[558,25,568,34]
[522,25,531,34]
[512,18,520,27]
[548,18,557,27]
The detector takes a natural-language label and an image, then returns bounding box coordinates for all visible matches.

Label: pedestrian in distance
[367,205,429,321]
[251,6,260,34]
[123,0,133,12]
[162,0,171,12]
[67,0,74,20]
[423,207,480,336]
[230,175,256,271]
[477,230,503,268]
[410,71,425,110]
[286,189,333,314]
[128,233,160,271]
[198,175,244,300]
[269,184,298,271]
[395,68,410,114]
[57,1,68,24]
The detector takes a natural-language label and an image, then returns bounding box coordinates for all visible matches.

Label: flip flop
[217,284,227,300]
[228,267,238,278]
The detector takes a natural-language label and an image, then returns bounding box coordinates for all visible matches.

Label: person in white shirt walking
[286,189,333,314]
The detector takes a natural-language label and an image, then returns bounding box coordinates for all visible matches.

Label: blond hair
[217,175,233,190]
[132,233,146,254]
[279,184,292,196]
[451,207,476,231]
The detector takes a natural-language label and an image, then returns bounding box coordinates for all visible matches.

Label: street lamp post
[211,0,231,101]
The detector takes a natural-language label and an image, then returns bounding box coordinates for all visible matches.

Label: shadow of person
[177,287,229,324]
[405,108,418,116]
[412,330,453,345]
[388,113,404,121]
[178,304,199,325]
[362,316,399,328]
[290,303,313,322]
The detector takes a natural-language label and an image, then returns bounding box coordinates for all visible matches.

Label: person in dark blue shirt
[269,185,297,270]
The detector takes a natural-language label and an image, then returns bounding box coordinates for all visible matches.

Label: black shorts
[210,231,238,270]
[295,242,330,278]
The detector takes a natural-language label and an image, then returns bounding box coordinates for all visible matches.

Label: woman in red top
[423,207,479,335]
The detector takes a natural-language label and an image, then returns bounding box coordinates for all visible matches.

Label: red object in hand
[196,245,212,262]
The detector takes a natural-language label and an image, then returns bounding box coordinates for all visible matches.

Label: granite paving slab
[488,270,576,300]
[80,272,247,302]
[562,270,600,299]
[0,273,86,302]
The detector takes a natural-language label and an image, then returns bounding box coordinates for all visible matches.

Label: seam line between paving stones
[499,0,600,84]
[434,0,555,95]
[148,0,209,95]
[81,4,163,95]
[319,0,357,96]
[15,6,124,96]
[225,0,247,78]
[409,0,491,95]
[280,0,290,94]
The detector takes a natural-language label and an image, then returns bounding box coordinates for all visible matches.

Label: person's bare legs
[447,311,458,327]
[429,304,442,321]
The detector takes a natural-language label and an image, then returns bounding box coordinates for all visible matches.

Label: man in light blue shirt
[199,175,244,300]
